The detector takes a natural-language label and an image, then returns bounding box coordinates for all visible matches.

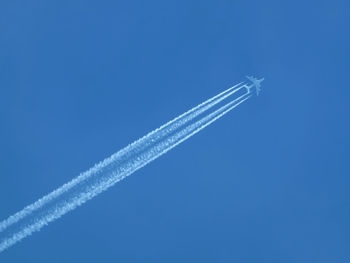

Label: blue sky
[1,0,349,262]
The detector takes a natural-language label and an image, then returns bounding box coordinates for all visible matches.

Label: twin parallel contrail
[0,77,262,253]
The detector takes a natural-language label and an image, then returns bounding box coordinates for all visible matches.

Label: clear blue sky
[1,0,349,262]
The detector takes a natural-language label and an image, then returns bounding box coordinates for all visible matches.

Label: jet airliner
[246,76,264,95]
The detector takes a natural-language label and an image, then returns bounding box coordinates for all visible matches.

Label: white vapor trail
[0,84,251,253]
[0,82,244,234]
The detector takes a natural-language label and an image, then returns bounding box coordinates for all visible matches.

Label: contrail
[0,81,255,253]
[0,82,244,233]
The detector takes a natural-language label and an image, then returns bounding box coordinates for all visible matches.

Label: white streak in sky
[0,82,244,234]
[0,84,251,253]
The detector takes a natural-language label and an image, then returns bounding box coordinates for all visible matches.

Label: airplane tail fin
[246,76,254,82]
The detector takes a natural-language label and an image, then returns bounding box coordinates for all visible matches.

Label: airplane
[246,76,264,96]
